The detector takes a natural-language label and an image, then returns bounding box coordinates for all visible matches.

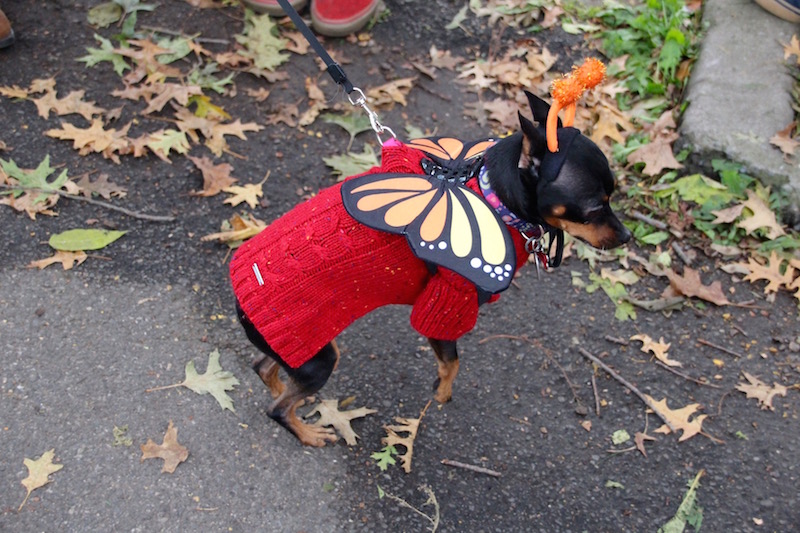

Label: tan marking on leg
[434,358,460,404]
[256,357,286,399]
[330,338,341,371]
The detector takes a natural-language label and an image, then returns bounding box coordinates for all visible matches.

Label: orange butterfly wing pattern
[341,173,516,294]
[407,137,496,178]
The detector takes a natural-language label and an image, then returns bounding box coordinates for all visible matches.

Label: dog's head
[518,91,631,250]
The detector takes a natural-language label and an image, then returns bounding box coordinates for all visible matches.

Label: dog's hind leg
[272,342,339,447]
[428,338,459,403]
[236,301,338,446]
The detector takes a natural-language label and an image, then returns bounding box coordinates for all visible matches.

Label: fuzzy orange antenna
[546,58,606,152]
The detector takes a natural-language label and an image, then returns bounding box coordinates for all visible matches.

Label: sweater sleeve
[410,267,479,341]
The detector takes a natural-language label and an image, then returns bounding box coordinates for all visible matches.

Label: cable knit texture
[230,141,529,369]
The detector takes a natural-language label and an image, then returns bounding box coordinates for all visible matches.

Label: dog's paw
[295,423,338,447]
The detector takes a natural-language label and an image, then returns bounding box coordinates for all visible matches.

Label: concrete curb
[680,0,800,223]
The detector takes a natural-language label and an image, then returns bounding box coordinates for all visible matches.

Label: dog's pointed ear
[518,111,546,168]
[524,90,562,129]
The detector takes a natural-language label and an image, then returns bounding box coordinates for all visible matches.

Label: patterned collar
[477,165,541,239]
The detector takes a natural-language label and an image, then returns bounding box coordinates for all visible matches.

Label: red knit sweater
[230,141,529,369]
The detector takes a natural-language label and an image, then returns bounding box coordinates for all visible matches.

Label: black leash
[274,0,395,142]
[275,0,353,94]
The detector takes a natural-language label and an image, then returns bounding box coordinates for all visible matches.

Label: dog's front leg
[428,338,459,403]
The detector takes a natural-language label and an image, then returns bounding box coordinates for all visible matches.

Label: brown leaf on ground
[736,372,788,410]
[27,251,88,270]
[140,421,189,473]
[245,87,271,102]
[634,431,656,457]
[646,396,709,442]
[627,131,683,176]
[664,266,731,306]
[76,173,127,199]
[205,119,263,156]
[381,401,431,473]
[590,103,633,145]
[188,156,237,197]
[201,213,267,245]
[19,449,63,511]
[31,89,106,121]
[305,398,377,446]
[45,119,132,162]
[769,122,799,158]
[141,82,203,115]
[782,34,800,65]
[711,203,744,224]
[630,334,682,367]
[734,252,795,294]
[366,77,417,108]
[737,190,786,240]
[429,45,462,70]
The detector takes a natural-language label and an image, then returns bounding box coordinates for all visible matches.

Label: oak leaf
[0,155,72,219]
[31,89,105,121]
[76,173,127,199]
[145,129,191,162]
[664,266,731,306]
[188,156,237,197]
[205,119,263,157]
[590,104,633,145]
[627,131,683,176]
[769,122,799,157]
[27,250,88,270]
[630,334,682,367]
[366,77,416,108]
[140,421,189,473]
[735,252,795,294]
[19,449,63,511]
[710,203,744,224]
[646,396,709,442]
[202,213,267,245]
[736,190,785,240]
[305,398,377,446]
[380,401,431,473]
[736,372,788,410]
[223,174,267,209]
[782,34,800,64]
[141,82,203,114]
[429,45,462,70]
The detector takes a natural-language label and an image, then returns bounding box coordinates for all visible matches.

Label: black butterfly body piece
[341,137,519,295]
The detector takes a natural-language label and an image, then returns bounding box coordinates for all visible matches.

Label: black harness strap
[275,0,354,94]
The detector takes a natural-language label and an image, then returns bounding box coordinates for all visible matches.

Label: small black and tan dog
[230,91,630,446]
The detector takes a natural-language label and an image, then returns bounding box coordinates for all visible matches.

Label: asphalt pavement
[1,1,799,532]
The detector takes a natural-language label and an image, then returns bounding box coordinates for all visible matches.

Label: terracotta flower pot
[754,0,800,22]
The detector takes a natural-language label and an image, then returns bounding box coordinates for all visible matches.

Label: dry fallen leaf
[188,155,238,197]
[769,122,799,157]
[305,398,377,446]
[737,190,786,240]
[627,131,683,176]
[782,34,800,65]
[140,421,189,473]
[19,449,63,511]
[223,175,267,209]
[646,396,709,442]
[27,250,88,270]
[630,333,682,367]
[634,431,656,457]
[736,372,788,410]
[664,266,731,306]
[734,252,795,294]
[201,213,267,245]
[381,401,431,473]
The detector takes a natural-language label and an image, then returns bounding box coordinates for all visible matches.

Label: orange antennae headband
[546,57,606,152]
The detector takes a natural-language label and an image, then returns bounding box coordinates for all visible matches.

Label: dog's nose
[618,225,632,244]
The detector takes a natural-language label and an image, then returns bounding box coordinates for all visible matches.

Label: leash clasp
[347,87,397,145]
[522,226,548,280]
